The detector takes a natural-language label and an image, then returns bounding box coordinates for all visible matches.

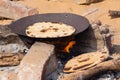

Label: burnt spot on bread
[64,33,67,35]
[53,28,59,32]
[50,26,53,27]
[40,29,47,32]
[26,31,31,34]
[30,34,35,37]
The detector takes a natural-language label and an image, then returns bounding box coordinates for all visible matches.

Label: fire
[64,41,76,53]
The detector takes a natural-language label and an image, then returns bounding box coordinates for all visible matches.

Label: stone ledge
[18,42,58,80]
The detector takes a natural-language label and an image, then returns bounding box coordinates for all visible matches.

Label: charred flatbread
[26,22,76,38]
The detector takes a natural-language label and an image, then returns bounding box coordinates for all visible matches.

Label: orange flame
[64,41,76,53]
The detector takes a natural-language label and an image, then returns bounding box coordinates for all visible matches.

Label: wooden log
[0,53,24,66]
[61,58,120,80]
[63,49,109,73]
[74,0,103,5]
[109,10,120,17]
[0,0,38,20]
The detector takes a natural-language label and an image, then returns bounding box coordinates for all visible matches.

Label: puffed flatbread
[26,22,76,38]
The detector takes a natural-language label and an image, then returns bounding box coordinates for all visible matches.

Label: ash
[46,61,67,80]
[0,66,18,73]
[91,71,120,80]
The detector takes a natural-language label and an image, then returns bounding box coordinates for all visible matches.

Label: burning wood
[61,58,120,80]
[63,22,112,56]
[63,48,109,73]
[56,22,112,80]
[37,35,75,54]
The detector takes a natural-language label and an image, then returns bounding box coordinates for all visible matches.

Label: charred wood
[109,10,120,17]
[74,0,104,5]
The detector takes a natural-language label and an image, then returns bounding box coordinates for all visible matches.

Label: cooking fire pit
[0,13,119,80]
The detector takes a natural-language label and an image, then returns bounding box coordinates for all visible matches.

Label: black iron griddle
[9,13,90,38]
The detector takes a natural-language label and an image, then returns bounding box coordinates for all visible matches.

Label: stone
[70,23,111,55]
[0,25,28,66]
[74,0,89,5]
[92,20,102,26]
[0,0,38,20]
[0,25,28,53]
[0,66,18,80]
[0,71,18,80]
[18,42,58,80]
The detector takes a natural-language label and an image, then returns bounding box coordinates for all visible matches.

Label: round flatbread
[26,22,76,38]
